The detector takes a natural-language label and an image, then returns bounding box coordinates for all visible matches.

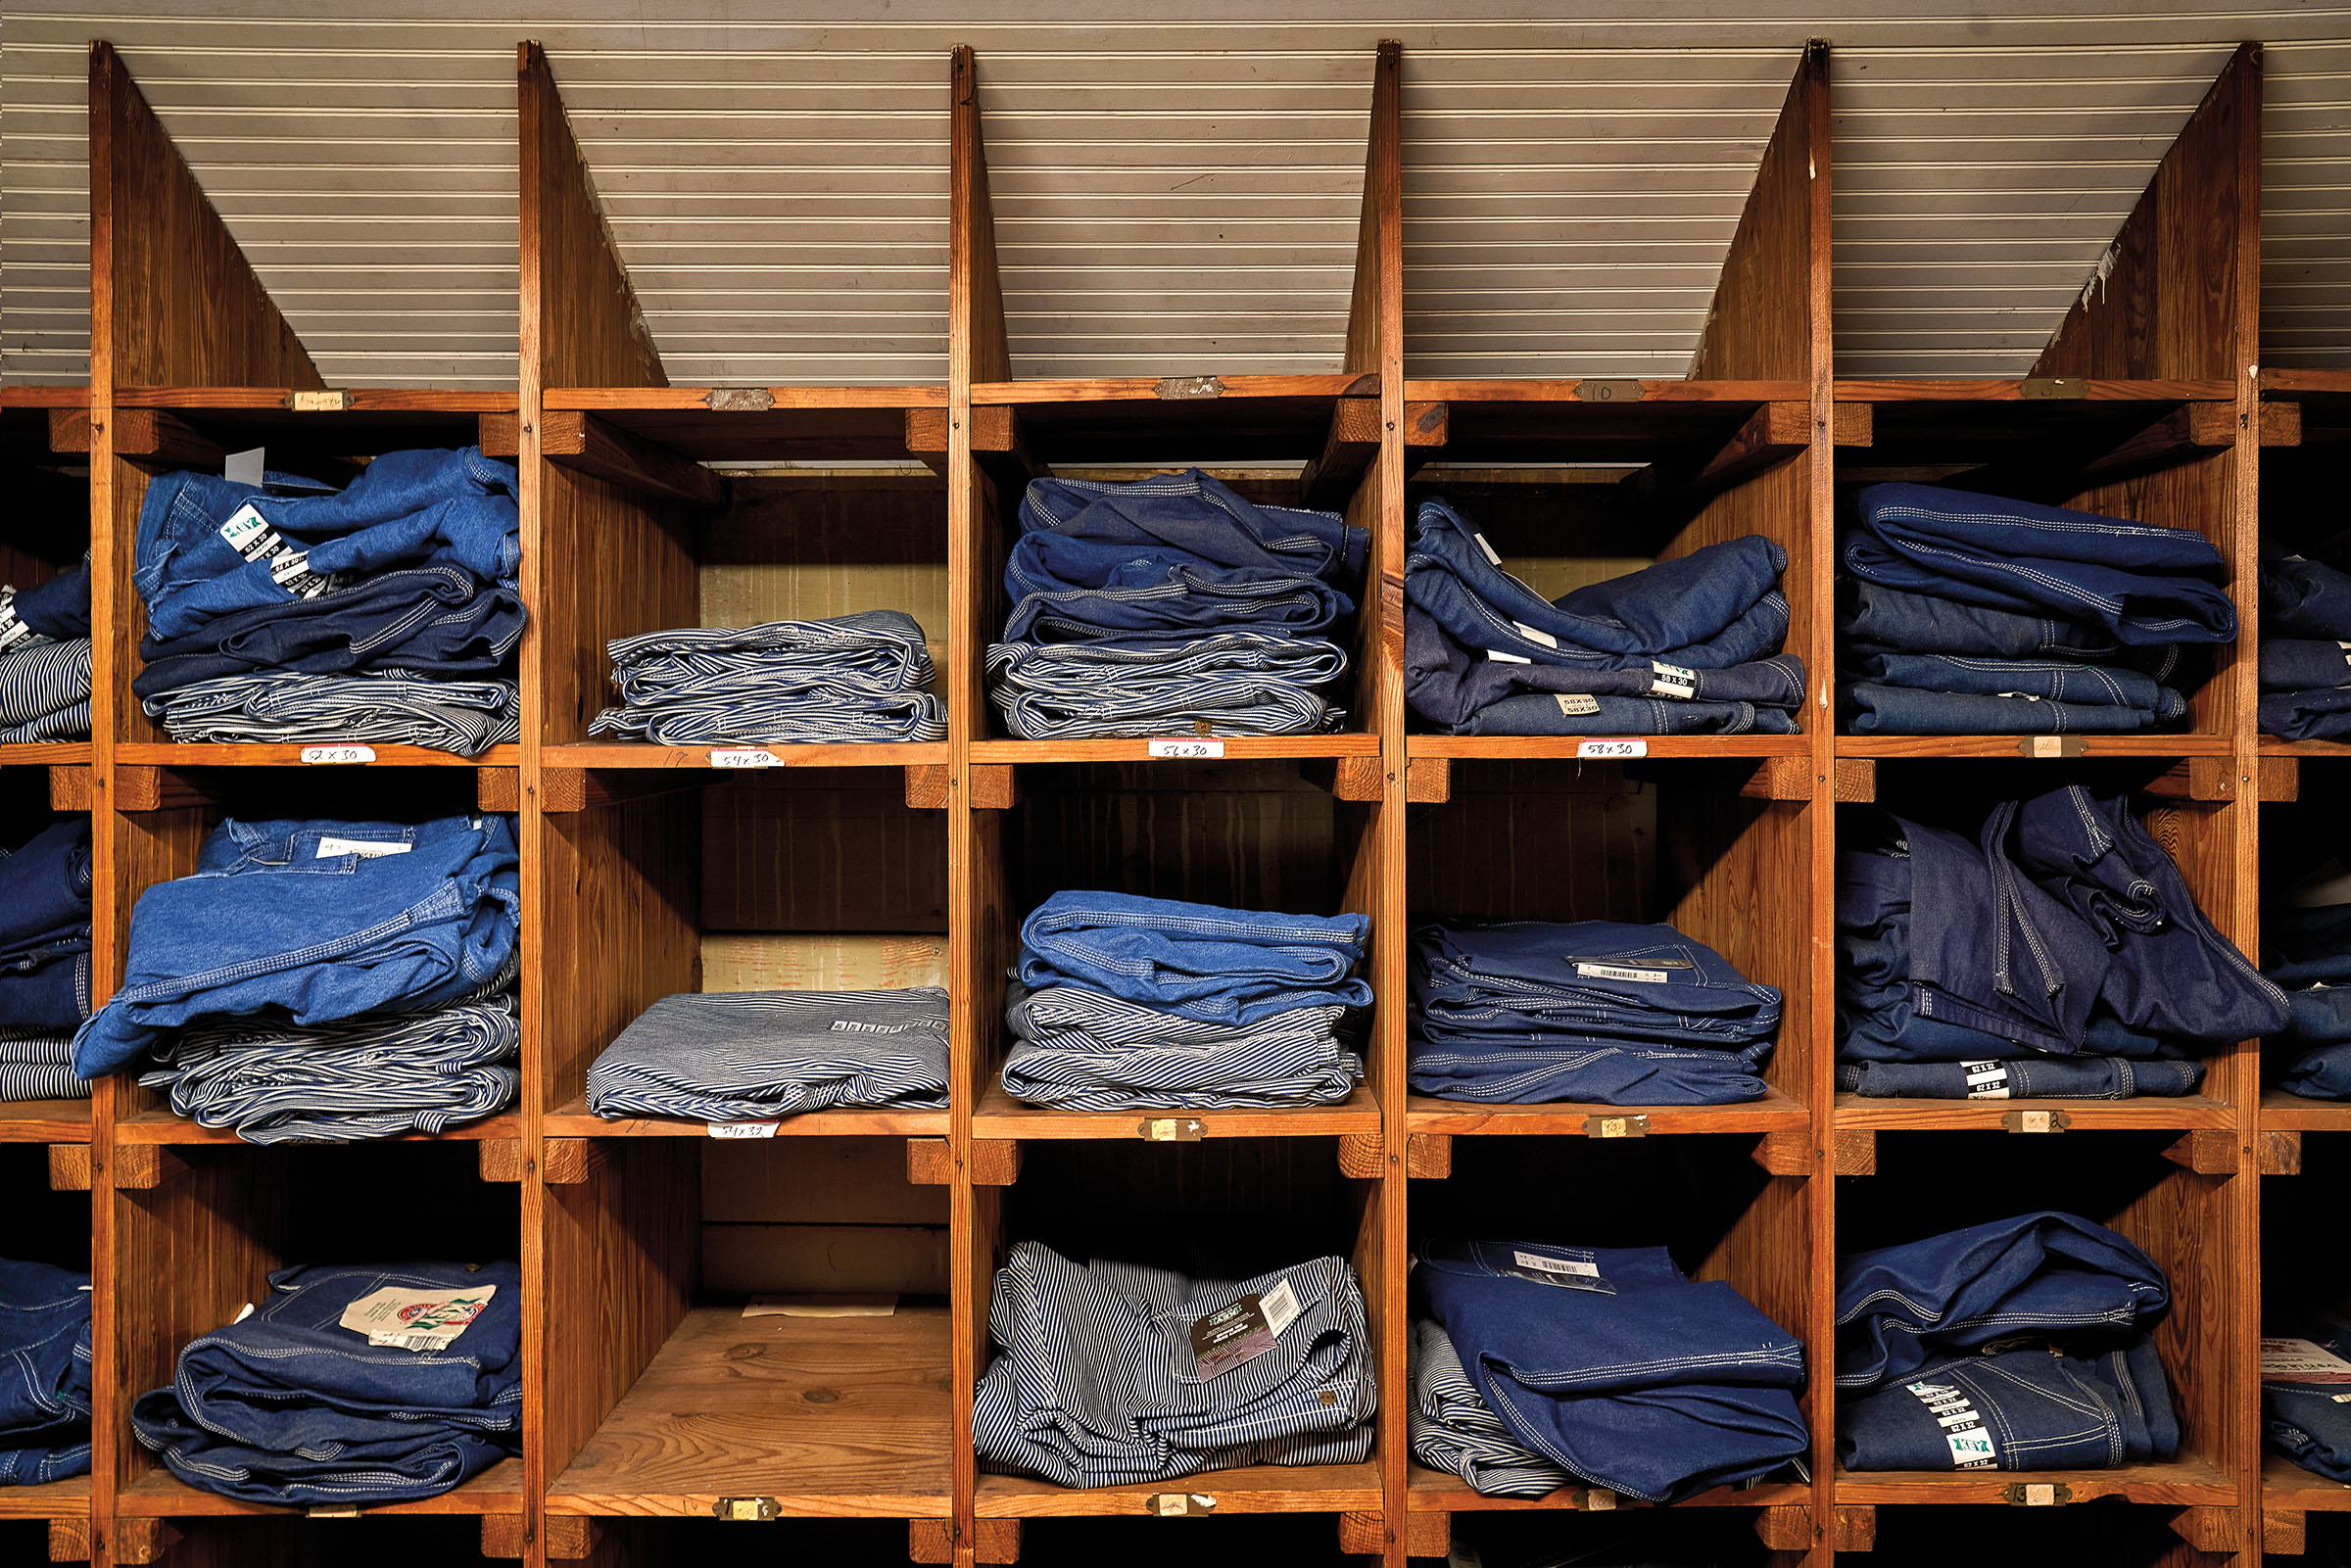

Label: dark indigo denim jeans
[1839,1341,2176,1471]
[0,1258,91,1486]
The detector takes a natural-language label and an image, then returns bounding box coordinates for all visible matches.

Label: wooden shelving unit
[0,25,2331,1568]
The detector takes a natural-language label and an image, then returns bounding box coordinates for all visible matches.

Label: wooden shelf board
[975,375,1363,406]
[2259,1087,2351,1131]
[1834,736,2230,759]
[0,1476,90,1519]
[0,387,89,411]
[113,1111,520,1147]
[542,395,945,464]
[546,742,948,772]
[974,1080,1380,1141]
[2258,739,2351,758]
[114,743,520,769]
[548,386,946,411]
[2260,368,2351,401]
[117,1456,523,1517]
[1404,378,1806,404]
[965,379,1358,463]
[1833,378,2233,404]
[1405,1086,1808,1137]
[545,1305,951,1518]
[115,388,517,412]
[0,1099,90,1143]
[1405,1466,1807,1512]
[976,1460,1381,1518]
[545,1099,947,1139]
[970,735,1379,764]
[1832,1092,2232,1131]
[1408,735,1807,762]
[1832,1455,2231,1506]
[1401,379,1803,463]
[2265,1452,2351,1509]
[0,744,90,768]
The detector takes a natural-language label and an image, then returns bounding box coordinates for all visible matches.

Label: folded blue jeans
[0,1258,92,1480]
[2264,1314,2351,1481]
[1839,1341,2176,1471]
[2264,554,2351,640]
[1002,567,1353,643]
[1414,921,1782,1051]
[987,632,1346,739]
[1463,691,1799,736]
[2262,687,2351,741]
[1410,1036,1770,1106]
[1858,652,2174,709]
[1847,684,2182,735]
[1409,1318,1569,1498]
[2261,640,2351,692]
[0,821,92,967]
[1403,607,1804,731]
[1836,1056,2203,1100]
[1017,891,1370,1026]
[1835,1212,2169,1390]
[586,988,949,1121]
[1001,983,1362,1110]
[1843,580,2130,660]
[7,554,91,641]
[1016,470,1367,586]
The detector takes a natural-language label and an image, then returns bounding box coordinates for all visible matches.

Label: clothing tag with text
[1191,1278,1301,1380]
[340,1284,497,1352]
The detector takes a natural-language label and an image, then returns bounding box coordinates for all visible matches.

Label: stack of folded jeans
[589,611,946,744]
[1835,1212,2177,1472]
[72,817,521,1144]
[133,1260,520,1503]
[2261,856,2351,1099]
[1408,921,1779,1106]
[986,471,1363,738]
[2261,553,2351,739]
[132,449,525,755]
[1411,1240,1808,1502]
[1404,499,1804,736]
[0,1259,91,1486]
[974,1241,1374,1487]
[587,987,949,1120]
[1841,484,2229,735]
[0,555,92,742]
[2262,1311,2351,1481]
[1837,784,2284,1100]
[0,822,92,1102]
[1000,891,1368,1109]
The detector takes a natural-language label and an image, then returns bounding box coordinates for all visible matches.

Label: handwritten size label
[300,745,375,765]
[708,1122,779,1139]
[709,748,781,769]
[1576,739,1647,760]
[1146,739,1224,759]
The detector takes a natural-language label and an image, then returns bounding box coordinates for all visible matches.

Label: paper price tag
[315,836,411,860]
[1575,962,1669,985]
[1146,738,1224,759]
[709,748,781,769]
[1577,739,1647,760]
[300,745,375,765]
[2263,1337,2351,1384]
[708,1122,780,1140]
[1498,1249,1613,1292]
[339,1283,496,1353]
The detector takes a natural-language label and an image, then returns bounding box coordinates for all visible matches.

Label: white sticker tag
[231,1302,256,1324]
[2264,1337,2351,1384]
[1577,739,1647,760]
[1554,693,1600,717]
[0,596,29,653]
[315,836,412,860]
[1576,962,1670,984]
[339,1283,497,1352]
[1905,1380,1998,1468]
[219,503,276,559]
[300,744,376,765]
[1146,738,1224,759]
[709,1122,780,1139]
[709,747,781,768]
[1512,1250,1600,1277]
[1962,1061,2011,1101]
[1485,649,1532,666]
[1259,1277,1302,1337]
[1653,661,1697,684]
[1472,532,1504,566]
[224,448,265,488]
[1511,621,1559,649]
[1650,660,1698,699]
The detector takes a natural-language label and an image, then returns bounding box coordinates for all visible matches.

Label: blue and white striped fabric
[0,1034,84,1102]
[137,987,518,1144]
[1409,1318,1568,1498]
[974,1242,1375,1488]
[1001,983,1362,1110]
[986,632,1347,739]
[0,639,91,742]
[587,988,949,1122]
[142,671,519,755]
[590,611,947,745]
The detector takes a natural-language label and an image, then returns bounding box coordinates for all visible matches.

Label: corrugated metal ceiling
[2,2,2345,387]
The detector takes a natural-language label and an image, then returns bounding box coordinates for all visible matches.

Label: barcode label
[1576,962,1670,984]
[368,1332,456,1352]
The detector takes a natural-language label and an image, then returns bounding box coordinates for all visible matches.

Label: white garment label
[1576,963,1669,985]
[1650,660,1697,699]
[1486,649,1532,666]
[300,745,376,765]
[1512,1251,1599,1278]
[0,595,28,653]
[1146,738,1224,759]
[219,503,337,599]
[340,1283,497,1352]
[231,1302,256,1324]
[709,747,781,768]
[709,1122,780,1139]
[224,448,265,488]
[1554,693,1600,716]
[1259,1277,1302,1337]
[1511,621,1559,649]
[1497,1249,1613,1293]
[1472,532,1504,566]
[315,836,412,860]
[1961,1061,2011,1101]
[1905,1380,1998,1468]
[1577,739,1647,760]
[2264,1337,2351,1384]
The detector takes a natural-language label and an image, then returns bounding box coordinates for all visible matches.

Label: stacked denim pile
[133,1261,520,1503]
[1835,1212,2177,1471]
[589,611,946,744]
[974,1241,1374,1487]
[1837,784,2283,1101]
[1000,890,1368,1110]
[587,987,949,1120]
[2261,554,2351,739]
[0,822,92,1103]
[1408,921,1780,1107]
[1841,484,2229,735]
[1409,1240,1808,1502]
[0,1259,91,1486]
[1404,499,1804,736]
[2261,856,2351,1099]
[2261,1311,2351,1481]
[72,815,522,1144]
[985,471,1364,738]
[0,556,92,741]
[133,450,525,754]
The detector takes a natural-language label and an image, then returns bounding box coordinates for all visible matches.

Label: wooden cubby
[0,24,2325,1568]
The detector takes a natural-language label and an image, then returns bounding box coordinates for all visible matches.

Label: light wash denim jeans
[1017,891,1370,1026]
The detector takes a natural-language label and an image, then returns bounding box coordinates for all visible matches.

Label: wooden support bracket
[107,1519,178,1566]
[47,1144,91,1192]
[476,769,519,814]
[907,1520,951,1564]
[2265,1505,2307,1556]
[2259,1129,2303,1176]
[543,1516,600,1560]
[49,406,223,468]
[2142,756,2237,802]
[45,1517,93,1563]
[1336,1131,1384,1178]
[1338,1510,1447,1558]
[537,769,706,814]
[509,408,728,508]
[1738,756,1814,802]
[2168,1504,2240,1554]
[969,764,1019,810]
[1831,1504,1876,1553]
[115,766,221,813]
[1405,756,1451,804]
[972,1518,1023,1564]
[478,1514,528,1558]
[2261,755,2299,802]
[1300,397,1381,511]
[47,767,93,813]
[1306,755,1384,803]
[112,1146,185,1191]
[1407,1132,1453,1179]
[906,404,1038,489]
[1751,1130,1811,1177]
[542,1138,611,1185]
[1753,1503,1812,1551]
[477,1141,522,1183]
[904,763,951,810]
[971,1139,1023,1185]
[1832,758,1875,804]
[1832,1129,1877,1176]
[2160,1128,2239,1176]
[906,1137,953,1185]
